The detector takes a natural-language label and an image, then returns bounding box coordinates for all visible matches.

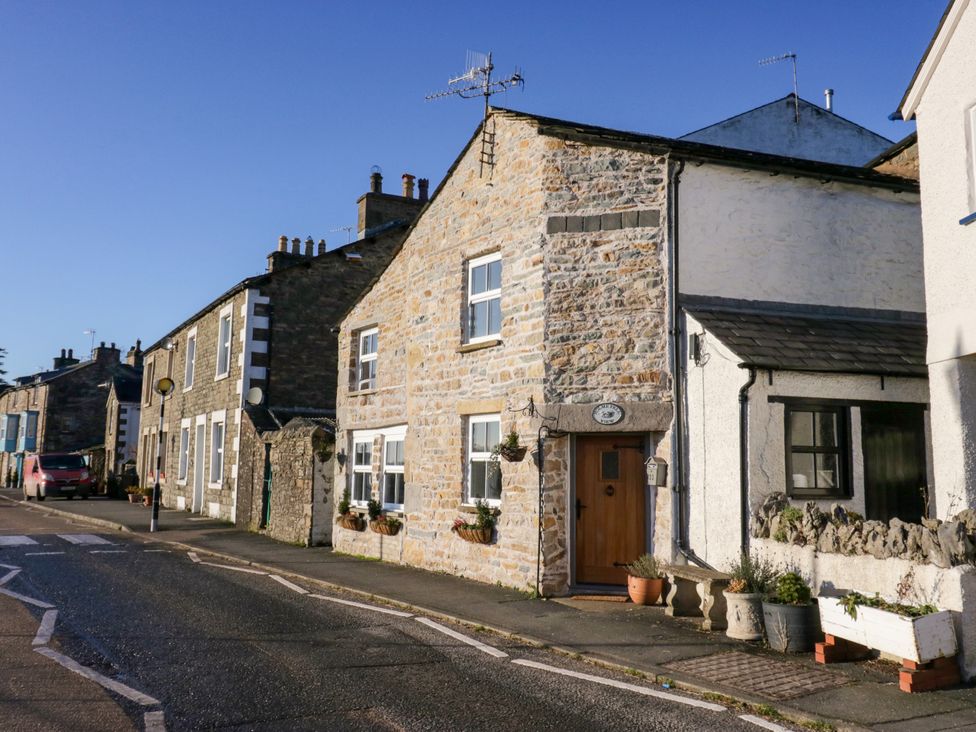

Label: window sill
[382,507,404,516]
[349,388,377,397]
[176,479,187,486]
[786,491,851,501]
[960,212,976,226]
[208,482,223,490]
[457,338,502,354]
[213,372,230,382]
[458,503,501,514]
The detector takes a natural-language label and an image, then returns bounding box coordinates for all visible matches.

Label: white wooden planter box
[819,596,957,664]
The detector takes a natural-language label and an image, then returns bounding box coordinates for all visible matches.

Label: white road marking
[24,552,65,556]
[188,517,213,521]
[34,647,160,706]
[0,562,21,570]
[0,587,55,609]
[90,550,127,554]
[58,534,113,545]
[0,568,20,586]
[415,617,509,658]
[269,575,308,594]
[143,549,170,553]
[738,715,793,731]
[187,552,201,563]
[198,561,267,575]
[511,659,727,711]
[0,535,38,546]
[144,710,167,731]
[33,609,58,646]
[308,593,414,618]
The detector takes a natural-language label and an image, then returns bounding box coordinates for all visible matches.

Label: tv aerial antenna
[759,52,799,123]
[426,51,524,176]
[330,225,354,244]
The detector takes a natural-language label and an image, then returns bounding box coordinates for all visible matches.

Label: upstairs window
[209,419,225,484]
[184,330,196,390]
[352,439,372,505]
[215,307,232,379]
[466,253,502,343]
[143,360,155,405]
[356,328,378,391]
[177,425,190,482]
[785,403,850,498]
[466,414,501,506]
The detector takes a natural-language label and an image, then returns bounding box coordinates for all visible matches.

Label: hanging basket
[455,526,493,544]
[339,514,366,531]
[499,445,527,463]
[370,520,402,536]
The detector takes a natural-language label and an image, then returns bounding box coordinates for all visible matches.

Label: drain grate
[666,651,850,700]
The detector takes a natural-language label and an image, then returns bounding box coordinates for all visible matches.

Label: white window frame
[356,327,378,391]
[466,252,502,344]
[380,425,407,511]
[465,414,501,507]
[215,305,233,380]
[209,411,226,486]
[350,432,375,506]
[184,328,197,391]
[177,419,191,484]
[143,359,155,405]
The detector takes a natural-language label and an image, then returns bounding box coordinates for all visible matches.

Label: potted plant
[726,552,777,641]
[762,571,818,653]
[141,486,155,507]
[819,592,956,665]
[370,513,403,536]
[336,487,365,531]
[494,428,527,463]
[451,499,495,544]
[126,486,142,504]
[624,554,664,605]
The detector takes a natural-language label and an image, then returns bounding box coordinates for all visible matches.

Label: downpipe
[738,367,757,555]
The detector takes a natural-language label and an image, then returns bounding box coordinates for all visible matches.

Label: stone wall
[335,110,674,593]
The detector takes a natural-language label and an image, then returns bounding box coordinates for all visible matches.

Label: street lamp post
[151,376,175,533]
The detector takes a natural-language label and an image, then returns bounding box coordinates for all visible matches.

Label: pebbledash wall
[334,110,673,594]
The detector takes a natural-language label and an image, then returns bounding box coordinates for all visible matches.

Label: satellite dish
[245,386,264,406]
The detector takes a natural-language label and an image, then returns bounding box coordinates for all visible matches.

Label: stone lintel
[549,401,673,433]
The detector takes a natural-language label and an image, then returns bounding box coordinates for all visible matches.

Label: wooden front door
[862,404,927,524]
[575,435,646,585]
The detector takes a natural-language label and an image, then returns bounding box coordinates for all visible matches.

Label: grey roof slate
[686,304,927,377]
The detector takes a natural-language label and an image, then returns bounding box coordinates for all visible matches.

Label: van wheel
[36,491,45,502]
[66,494,74,500]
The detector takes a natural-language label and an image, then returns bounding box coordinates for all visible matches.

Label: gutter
[738,367,757,556]
[667,159,711,569]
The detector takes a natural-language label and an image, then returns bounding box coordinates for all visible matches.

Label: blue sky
[0,1,945,378]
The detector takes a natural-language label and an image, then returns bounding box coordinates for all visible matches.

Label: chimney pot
[278,235,288,252]
[291,237,301,255]
[418,178,429,203]
[60,348,66,358]
[100,341,105,348]
[370,171,383,193]
[824,88,834,112]
[68,348,73,358]
[402,173,415,199]
[304,236,314,257]
[136,339,141,349]
[110,342,115,349]
[317,239,326,255]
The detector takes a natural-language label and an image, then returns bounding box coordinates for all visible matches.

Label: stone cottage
[332,106,924,597]
[136,172,424,545]
[0,343,133,489]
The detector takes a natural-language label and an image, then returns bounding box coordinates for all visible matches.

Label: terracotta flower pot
[726,592,764,640]
[370,520,401,536]
[627,575,664,605]
[339,514,365,531]
[456,526,493,544]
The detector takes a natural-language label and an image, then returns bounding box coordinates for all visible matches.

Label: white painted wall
[754,538,976,680]
[681,96,892,166]
[679,164,924,313]
[119,403,140,464]
[683,315,931,570]
[910,1,976,514]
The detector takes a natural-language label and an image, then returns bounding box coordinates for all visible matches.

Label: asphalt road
[0,501,791,731]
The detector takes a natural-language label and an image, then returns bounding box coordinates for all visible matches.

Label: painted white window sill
[208,482,223,489]
[213,372,230,382]
[382,506,404,515]
[176,479,188,486]
[457,338,502,354]
[183,386,194,394]
[459,502,501,512]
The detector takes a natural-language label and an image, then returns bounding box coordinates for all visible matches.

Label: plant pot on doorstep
[726,592,765,641]
[763,601,818,653]
[627,575,664,606]
[339,514,365,531]
[456,527,493,544]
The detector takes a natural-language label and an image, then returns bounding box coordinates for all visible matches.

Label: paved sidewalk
[4,490,976,731]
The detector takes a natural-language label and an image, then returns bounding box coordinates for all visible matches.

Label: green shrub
[366,499,382,521]
[727,551,777,594]
[624,554,663,579]
[337,487,351,516]
[780,505,803,524]
[769,571,811,605]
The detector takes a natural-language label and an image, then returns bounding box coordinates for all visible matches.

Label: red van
[22,453,92,501]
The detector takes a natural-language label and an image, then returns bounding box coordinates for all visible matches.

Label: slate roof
[685,300,927,377]
[111,365,143,403]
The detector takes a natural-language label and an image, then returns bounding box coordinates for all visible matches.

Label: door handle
[576,498,587,520]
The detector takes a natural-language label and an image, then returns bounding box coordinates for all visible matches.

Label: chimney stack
[291,237,301,255]
[93,341,120,364]
[402,173,415,199]
[304,236,314,257]
[824,88,834,112]
[278,235,288,252]
[53,347,80,370]
[68,348,73,359]
[370,170,383,193]
[317,239,326,255]
[418,178,429,203]
[126,340,144,368]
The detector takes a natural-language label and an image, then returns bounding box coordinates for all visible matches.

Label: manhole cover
[666,651,850,700]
